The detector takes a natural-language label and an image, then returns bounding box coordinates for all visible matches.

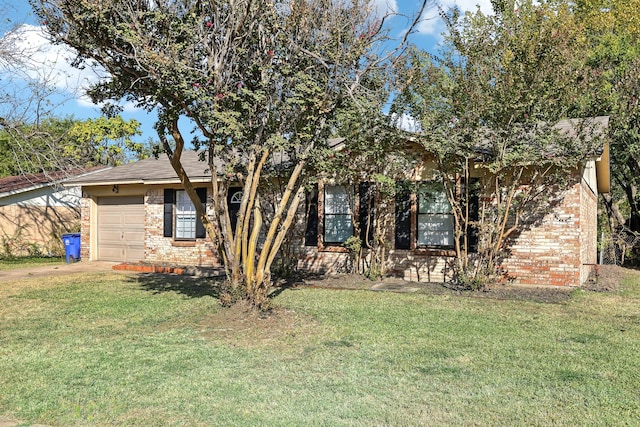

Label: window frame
[163,188,207,241]
[174,190,197,240]
[416,181,455,249]
[322,184,354,245]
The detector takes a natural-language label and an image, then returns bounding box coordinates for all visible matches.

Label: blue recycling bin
[62,233,81,263]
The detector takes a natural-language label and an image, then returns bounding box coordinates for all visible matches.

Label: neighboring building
[66,118,610,287]
[0,169,105,257]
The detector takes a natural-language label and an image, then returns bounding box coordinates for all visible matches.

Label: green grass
[0,256,65,270]
[1,271,640,426]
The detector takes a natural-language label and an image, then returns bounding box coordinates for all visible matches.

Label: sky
[0,0,494,144]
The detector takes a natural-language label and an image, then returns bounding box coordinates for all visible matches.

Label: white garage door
[97,196,145,262]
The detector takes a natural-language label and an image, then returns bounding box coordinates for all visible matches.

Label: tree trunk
[601,192,626,232]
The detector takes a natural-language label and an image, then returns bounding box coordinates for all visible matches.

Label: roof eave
[68,176,215,187]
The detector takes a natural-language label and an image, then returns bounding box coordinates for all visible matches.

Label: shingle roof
[64,140,346,187]
[63,151,213,186]
[0,167,106,197]
[555,116,609,144]
[473,116,610,159]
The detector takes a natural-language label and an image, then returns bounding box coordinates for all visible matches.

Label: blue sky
[1,0,493,144]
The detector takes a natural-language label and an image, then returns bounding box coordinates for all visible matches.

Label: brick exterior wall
[144,187,219,267]
[296,247,353,274]
[295,167,598,287]
[79,186,220,266]
[500,182,582,286]
[79,166,597,287]
[500,172,597,287]
[80,196,91,261]
[580,179,598,283]
[387,250,454,283]
[296,246,455,282]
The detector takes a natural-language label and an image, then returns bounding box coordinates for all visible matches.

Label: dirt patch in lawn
[197,300,320,348]
[584,264,631,293]
[195,266,637,347]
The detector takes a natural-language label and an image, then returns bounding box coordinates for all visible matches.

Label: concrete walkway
[0,261,119,282]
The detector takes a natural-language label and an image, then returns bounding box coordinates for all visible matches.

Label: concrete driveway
[0,261,119,282]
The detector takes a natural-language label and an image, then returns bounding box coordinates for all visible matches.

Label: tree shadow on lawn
[127,273,224,299]
[126,271,323,301]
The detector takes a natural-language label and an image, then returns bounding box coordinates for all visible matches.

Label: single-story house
[66,117,610,286]
[64,153,223,266]
[0,168,105,257]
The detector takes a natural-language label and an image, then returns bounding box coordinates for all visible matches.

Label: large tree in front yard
[572,0,640,238]
[31,0,427,307]
[394,0,605,288]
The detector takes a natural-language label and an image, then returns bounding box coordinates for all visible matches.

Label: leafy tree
[571,0,640,239]
[0,17,78,178]
[571,0,640,39]
[319,76,420,279]
[0,117,76,176]
[0,115,144,177]
[394,0,604,287]
[67,116,146,166]
[0,9,145,177]
[32,0,427,308]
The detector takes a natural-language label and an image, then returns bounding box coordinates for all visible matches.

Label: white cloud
[393,112,421,133]
[372,0,398,15]
[77,96,140,113]
[4,24,105,93]
[0,24,143,112]
[418,0,494,36]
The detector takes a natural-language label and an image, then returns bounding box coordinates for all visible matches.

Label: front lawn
[1,270,639,426]
[0,256,65,270]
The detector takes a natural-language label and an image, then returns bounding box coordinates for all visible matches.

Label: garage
[97,196,145,262]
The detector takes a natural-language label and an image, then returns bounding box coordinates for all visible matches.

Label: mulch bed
[298,264,635,304]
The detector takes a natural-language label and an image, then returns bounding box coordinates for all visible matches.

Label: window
[227,188,243,234]
[323,185,353,244]
[175,190,197,239]
[395,180,479,251]
[304,182,375,248]
[229,191,243,204]
[163,188,207,240]
[417,182,454,247]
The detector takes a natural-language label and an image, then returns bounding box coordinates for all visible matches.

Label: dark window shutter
[305,184,319,247]
[163,189,174,237]
[195,187,207,239]
[462,178,480,253]
[359,182,375,247]
[395,182,412,250]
